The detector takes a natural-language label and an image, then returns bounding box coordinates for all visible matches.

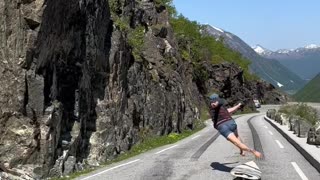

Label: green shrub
[278,103,319,126]
[114,17,130,32]
[168,133,179,140]
[128,26,145,60]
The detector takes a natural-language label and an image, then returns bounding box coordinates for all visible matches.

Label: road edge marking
[191,135,201,140]
[155,145,178,154]
[291,162,309,180]
[275,140,284,148]
[81,159,141,180]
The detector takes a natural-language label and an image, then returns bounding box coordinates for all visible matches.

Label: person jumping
[209,93,262,158]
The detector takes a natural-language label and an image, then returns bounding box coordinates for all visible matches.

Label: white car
[253,99,261,108]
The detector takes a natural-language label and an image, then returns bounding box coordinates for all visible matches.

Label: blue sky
[173,0,320,51]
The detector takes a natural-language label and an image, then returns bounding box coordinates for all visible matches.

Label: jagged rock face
[0,0,200,178]
[1,0,112,178]
[87,0,200,165]
[198,62,287,106]
[254,80,288,104]
[0,0,46,179]
[0,0,285,179]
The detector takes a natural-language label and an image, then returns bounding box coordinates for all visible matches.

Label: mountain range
[253,44,320,81]
[203,25,306,94]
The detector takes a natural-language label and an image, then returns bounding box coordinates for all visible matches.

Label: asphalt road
[77,106,320,180]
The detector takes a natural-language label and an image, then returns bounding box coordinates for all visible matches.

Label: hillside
[254,44,320,80]
[204,25,306,94]
[294,73,320,102]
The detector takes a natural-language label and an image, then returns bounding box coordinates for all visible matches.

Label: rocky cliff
[0,0,286,179]
[195,62,286,106]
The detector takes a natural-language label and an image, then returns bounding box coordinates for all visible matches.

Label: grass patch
[53,122,205,180]
[200,106,210,121]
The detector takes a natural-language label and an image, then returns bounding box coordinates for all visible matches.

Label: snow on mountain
[305,44,320,49]
[226,33,233,39]
[253,46,265,54]
[253,44,320,55]
[252,45,272,55]
[277,82,284,87]
[211,25,224,33]
[276,49,292,54]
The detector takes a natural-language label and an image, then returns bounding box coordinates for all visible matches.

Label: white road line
[155,145,178,154]
[81,159,141,180]
[268,131,273,135]
[191,135,201,140]
[264,126,268,129]
[275,140,284,148]
[291,162,309,180]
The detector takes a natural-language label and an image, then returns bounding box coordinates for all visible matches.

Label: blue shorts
[217,119,238,139]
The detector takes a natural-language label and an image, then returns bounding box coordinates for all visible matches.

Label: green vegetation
[200,106,211,121]
[54,122,205,180]
[278,103,319,125]
[154,0,177,17]
[113,17,130,32]
[109,0,146,61]
[128,26,145,60]
[169,15,257,81]
[293,73,320,102]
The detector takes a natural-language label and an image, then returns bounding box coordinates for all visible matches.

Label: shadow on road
[210,162,238,172]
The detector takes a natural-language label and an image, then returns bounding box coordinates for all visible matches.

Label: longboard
[230,161,261,180]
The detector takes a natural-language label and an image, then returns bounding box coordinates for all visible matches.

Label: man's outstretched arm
[227,103,242,114]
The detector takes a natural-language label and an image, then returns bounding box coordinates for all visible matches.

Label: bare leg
[227,133,262,158]
[236,136,245,156]
[234,130,245,156]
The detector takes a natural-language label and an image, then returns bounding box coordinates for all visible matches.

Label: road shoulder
[264,115,320,173]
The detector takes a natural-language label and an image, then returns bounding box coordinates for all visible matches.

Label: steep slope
[293,73,320,102]
[204,25,306,93]
[255,45,320,80]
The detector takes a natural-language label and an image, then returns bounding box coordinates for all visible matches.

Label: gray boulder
[289,116,298,131]
[293,119,312,138]
[307,125,320,145]
[275,113,282,124]
[267,109,276,119]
